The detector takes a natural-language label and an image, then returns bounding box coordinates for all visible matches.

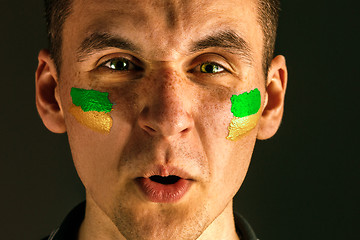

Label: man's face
[55,0,268,239]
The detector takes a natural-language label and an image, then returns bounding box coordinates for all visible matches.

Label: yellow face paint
[69,88,114,134]
[69,105,113,134]
[227,88,261,141]
[227,112,261,141]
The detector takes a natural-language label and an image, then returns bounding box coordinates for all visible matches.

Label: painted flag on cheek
[227,88,261,141]
[69,88,114,134]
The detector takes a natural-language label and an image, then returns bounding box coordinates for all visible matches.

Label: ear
[257,55,288,140]
[35,49,66,133]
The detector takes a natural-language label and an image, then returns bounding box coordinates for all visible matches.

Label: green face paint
[230,88,261,118]
[227,88,261,141]
[69,88,114,134]
[71,88,113,113]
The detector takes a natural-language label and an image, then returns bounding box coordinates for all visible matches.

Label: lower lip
[136,177,192,203]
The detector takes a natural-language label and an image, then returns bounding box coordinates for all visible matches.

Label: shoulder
[41,228,58,240]
[234,212,259,240]
[41,202,85,240]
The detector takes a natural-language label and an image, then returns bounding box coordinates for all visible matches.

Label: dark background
[1,1,358,239]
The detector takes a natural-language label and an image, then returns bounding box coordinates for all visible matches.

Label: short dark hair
[257,0,281,75]
[44,0,73,74]
[44,0,280,76]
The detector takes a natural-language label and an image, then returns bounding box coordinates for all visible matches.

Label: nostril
[181,128,190,134]
[145,125,156,133]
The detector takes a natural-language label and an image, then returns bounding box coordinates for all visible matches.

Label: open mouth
[149,175,181,185]
[136,175,192,203]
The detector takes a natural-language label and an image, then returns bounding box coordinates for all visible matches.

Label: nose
[137,70,194,139]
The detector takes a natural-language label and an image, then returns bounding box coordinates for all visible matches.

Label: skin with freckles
[35,0,288,239]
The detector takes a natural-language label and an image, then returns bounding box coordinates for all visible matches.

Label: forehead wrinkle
[88,9,150,33]
[146,0,218,33]
[164,1,178,29]
[71,0,152,34]
[147,0,180,29]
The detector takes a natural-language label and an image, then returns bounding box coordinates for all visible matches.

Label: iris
[200,62,224,73]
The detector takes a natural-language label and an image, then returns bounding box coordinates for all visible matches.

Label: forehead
[64,0,262,61]
[72,0,257,23]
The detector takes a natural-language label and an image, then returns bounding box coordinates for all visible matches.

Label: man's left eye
[200,62,225,74]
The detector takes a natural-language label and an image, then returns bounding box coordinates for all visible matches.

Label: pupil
[112,59,128,70]
[205,64,214,73]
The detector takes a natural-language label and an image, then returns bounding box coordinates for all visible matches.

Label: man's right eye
[101,58,137,71]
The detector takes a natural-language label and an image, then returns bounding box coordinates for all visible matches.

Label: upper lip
[139,165,194,180]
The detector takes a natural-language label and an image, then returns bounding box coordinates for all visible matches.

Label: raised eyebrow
[190,30,253,65]
[76,32,140,62]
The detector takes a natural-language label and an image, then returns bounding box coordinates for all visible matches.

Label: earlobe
[35,49,66,133]
[257,55,288,140]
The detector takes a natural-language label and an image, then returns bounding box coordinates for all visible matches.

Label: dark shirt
[43,202,258,240]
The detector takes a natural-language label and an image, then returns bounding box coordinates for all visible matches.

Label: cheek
[196,87,262,141]
[195,92,233,140]
[195,87,260,196]
[61,86,125,188]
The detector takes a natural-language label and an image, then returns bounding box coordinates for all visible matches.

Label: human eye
[101,57,139,71]
[199,62,225,74]
[187,54,240,87]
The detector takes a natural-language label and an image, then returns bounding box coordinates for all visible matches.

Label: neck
[79,195,240,240]
[78,196,126,240]
[196,200,240,240]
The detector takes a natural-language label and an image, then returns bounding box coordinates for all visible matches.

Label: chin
[108,194,211,240]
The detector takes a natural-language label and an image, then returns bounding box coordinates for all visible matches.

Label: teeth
[150,175,181,185]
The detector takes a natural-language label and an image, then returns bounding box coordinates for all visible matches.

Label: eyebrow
[76,30,253,64]
[191,30,253,64]
[76,32,140,62]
